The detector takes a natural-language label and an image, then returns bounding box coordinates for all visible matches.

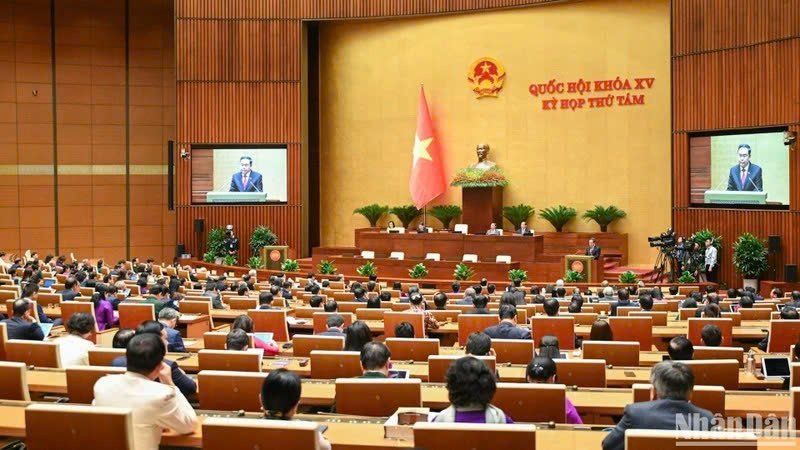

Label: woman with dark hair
[588,320,614,341]
[260,369,331,450]
[92,291,118,331]
[232,314,278,356]
[137,276,148,295]
[651,287,663,300]
[434,356,512,423]
[537,335,562,359]
[526,356,582,424]
[344,320,372,351]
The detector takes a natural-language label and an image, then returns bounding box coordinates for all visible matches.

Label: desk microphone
[746,176,762,192]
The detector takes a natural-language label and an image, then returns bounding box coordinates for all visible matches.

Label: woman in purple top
[433,356,513,424]
[526,356,583,424]
[91,292,118,331]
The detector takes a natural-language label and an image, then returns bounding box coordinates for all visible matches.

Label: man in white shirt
[704,239,718,283]
[485,222,501,236]
[94,333,198,450]
[55,312,95,366]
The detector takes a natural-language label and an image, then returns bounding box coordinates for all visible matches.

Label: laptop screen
[38,323,54,337]
[43,279,55,288]
[762,357,790,378]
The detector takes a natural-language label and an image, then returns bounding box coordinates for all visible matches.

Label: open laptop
[761,357,790,379]
[253,332,274,344]
[43,279,55,288]
[38,323,54,337]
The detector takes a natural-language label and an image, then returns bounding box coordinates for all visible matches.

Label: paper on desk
[180,314,201,321]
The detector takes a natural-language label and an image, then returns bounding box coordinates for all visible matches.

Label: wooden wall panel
[672,0,800,287]
[672,0,800,56]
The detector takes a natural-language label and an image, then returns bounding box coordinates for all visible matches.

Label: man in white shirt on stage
[94,333,197,450]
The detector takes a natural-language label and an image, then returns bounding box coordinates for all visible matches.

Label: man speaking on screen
[229,156,264,192]
[726,144,763,192]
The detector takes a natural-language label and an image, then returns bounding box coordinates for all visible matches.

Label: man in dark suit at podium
[585,238,601,260]
[726,144,763,192]
[229,156,264,192]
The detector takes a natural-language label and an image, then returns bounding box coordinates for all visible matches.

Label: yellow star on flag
[413,134,433,167]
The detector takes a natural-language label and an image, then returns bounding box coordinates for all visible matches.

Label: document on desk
[180,313,201,321]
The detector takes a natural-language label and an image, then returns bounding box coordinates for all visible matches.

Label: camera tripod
[650,248,678,283]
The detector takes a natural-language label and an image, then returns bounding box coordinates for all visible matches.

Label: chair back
[335,301,361,313]
[563,312,598,326]
[692,346,744,367]
[624,429,756,450]
[198,349,263,372]
[312,312,354,334]
[6,340,61,368]
[687,318,734,347]
[389,251,405,260]
[678,308,698,320]
[25,403,136,450]
[425,253,440,261]
[531,316,576,350]
[384,311,425,338]
[197,370,267,412]
[428,355,495,383]
[335,378,422,416]
[491,339,535,365]
[629,311,667,326]
[632,383,725,416]
[66,366,126,404]
[88,348,126,366]
[385,338,439,362]
[720,312,742,326]
[309,350,362,379]
[739,308,772,320]
[0,322,7,360]
[355,308,388,321]
[462,254,478,262]
[202,417,320,450]
[37,293,62,308]
[609,316,652,350]
[495,255,511,263]
[0,361,30,401]
[553,359,606,387]
[229,299,257,310]
[118,303,155,330]
[683,359,739,390]
[293,335,345,357]
[493,383,566,423]
[248,309,290,341]
[203,331,230,350]
[430,309,460,323]
[457,314,500,346]
[180,300,216,328]
[413,423,536,449]
[582,340,640,366]
[767,320,800,352]
[616,306,639,317]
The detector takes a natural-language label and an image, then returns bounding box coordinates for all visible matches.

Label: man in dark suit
[467,295,490,314]
[585,238,601,260]
[58,277,82,301]
[726,144,763,192]
[1,299,44,340]
[318,314,346,337]
[517,221,533,235]
[229,155,264,192]
[111,320,196,397]
[602,361,715,450]
[483,305,531,340]
[610,288,638,316]
[456,288,476,305]
[203,281,225,310]
[158,308,186,353]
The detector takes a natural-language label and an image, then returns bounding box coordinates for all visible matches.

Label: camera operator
[224,225,239,258]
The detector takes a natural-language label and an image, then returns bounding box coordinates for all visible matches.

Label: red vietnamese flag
[409,87,446,209]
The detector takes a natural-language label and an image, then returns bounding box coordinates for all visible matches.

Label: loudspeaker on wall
[194,219,205,233]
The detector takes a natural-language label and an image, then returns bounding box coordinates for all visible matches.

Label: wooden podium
[260,246,288,270]
[461,186,503,234]
[563,254,604,283]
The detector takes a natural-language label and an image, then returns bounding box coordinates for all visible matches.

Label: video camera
[648,229,676,248]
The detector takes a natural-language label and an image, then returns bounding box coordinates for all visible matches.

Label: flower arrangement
[450,167,508,187]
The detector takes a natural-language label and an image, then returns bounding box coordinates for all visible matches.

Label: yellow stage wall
[319,0,670,266]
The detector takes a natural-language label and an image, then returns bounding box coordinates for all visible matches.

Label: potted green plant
[429,205,463,230]
[247,256,263,269]
[353,204,389,227]
[357,261,377,277]
[223,254,237,266]
[678,271,696,284]
[564,269,585,282]
[582,205,627,232]
[318,260,337,275]
[502,204,534,231]
[453,263,475,281]
[408,263,428,279]
[508,268,528,287]
[618,270,638,284]
[539,205,577,232]
[732,233,769,290]
[249,226,278,256]
[206,227,226,264]
[390,205,423,229]
[281,259,300,272]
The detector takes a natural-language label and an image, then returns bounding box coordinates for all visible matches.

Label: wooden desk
[178,315,211,339]
[311,255,520,282]
[353,231,544,262]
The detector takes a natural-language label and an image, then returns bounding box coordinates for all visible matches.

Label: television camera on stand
[648,228,678,283]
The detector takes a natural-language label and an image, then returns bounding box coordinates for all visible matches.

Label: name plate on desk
[205,192,272,203]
